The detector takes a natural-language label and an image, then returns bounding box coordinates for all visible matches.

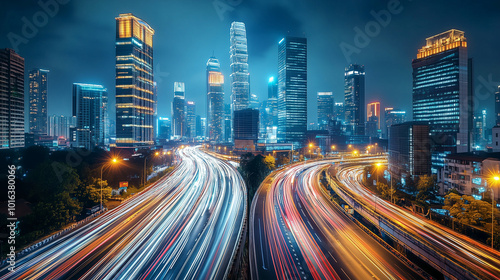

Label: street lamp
[100,158,120,211]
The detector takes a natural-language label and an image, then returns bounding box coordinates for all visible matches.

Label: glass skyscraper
[0,48,24,149]
[317,92,334,130]
[384,108,406,139]
[29,69,49,136]
[72,83,107,150]
[172,82,186,138]
[344,64,365,136]
[230,22,250,112]
[412,29,472,173]
[115,13,155,148]
[277,36,307,149]
[186,101,196,139]
[207,56,224,143]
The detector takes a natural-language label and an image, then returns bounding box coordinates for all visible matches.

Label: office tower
[267,76,278,126]
[172,82,186,138]
[389,122,431,182]
[334,102,344,121]
[230,21,250,112]
[384,108,406,138]
[224,104,231,143]
[473,109,487,149]
[366,102,380,129]
[277,36,307,148]
[115,13,155,148]
[234,108,259,144]
[250,93,259,109]
[28,69,49,135]
[207,56,224,143]
[317,92,334,130]
[195,115,202,138]
[72,83,107,150]
[366,116,379,138]
[344,64,365,136]
[412,29,472,172]
[0,49,24,149]
[268,76,277,99]
[201,117,207,138]
[496,86,500,126]
[186,101,196,139]
[157,117,171,141]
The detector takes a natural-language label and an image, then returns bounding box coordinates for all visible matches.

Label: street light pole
[491,176,499,248]
[100,165,104,211]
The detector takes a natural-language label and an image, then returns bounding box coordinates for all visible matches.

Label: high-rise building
[201,117,207,139]
[384,108,406,138]
[195,115,202,138]
[234,108,259,150]
[0,49,24,149]
[249,93,259,109]
[157,117,171,141]
[267,76,278,127]
[186,101,196,139]
[230,22,250,112]
[277,36,307,149]
[72,83,107,150]
[344,64,365,136]
[115,13,155,148]
[224,104,232,143]
[317,92,334,130]
[29,69,49,136]
[412,29,472,173]
[473,109,487,149]
[207,56,224,143]
[268,76,277,99]
[333,102,344,121]
[366,102,380,129]
[49,115,75,139]
[366,116,379,138]
[389,122,431,183]
[172,82,186,138]
[495,86,500,126]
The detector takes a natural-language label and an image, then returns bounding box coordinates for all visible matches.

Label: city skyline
[1,0,499,129]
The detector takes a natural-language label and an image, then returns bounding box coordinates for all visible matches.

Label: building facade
[277,36,307,149]
[234,108,259,150]
[344,64,365,136]
[186,101,196,139]
[0,49,24,149]
[230,21,250,112]
[412,29,472,173]
[72,83,107,150]
[29,69,49,136]
[317,92,334,130]
[384,108,406,139]
[366,102,380,130]
[389,122,431,183]
[333,102,344,122]
[440,152,500,203]
[115,13,155,148]
[172,82,186,138]
[49,115,76,139]
[207,56,224,143]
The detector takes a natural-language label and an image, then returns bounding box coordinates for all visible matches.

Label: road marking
[259,218,267,270]
[328,252,337,263]
[341,268,352,280]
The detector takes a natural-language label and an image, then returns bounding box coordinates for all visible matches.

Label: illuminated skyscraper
[333,102,344,121]
[172,82,186,138]
[115,13,155,147]
[317,92,334,130]
[344,64,365,136]
[384,108,406,138]
[0,49,24,149]
[186,101,196,139]
[207,56,224,143]
[366,102,380,129]
[277,36,307,148]
[29,69,49,135]
[495,86,500,126]
[230,22,250,112]
[72,83,107,150]
[412,29,472,172]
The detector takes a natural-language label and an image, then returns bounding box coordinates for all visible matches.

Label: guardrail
[326,170,482,280]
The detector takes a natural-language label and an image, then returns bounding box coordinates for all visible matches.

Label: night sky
[1,0,499,129]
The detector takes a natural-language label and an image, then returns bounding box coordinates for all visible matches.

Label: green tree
[416,175,438,204]
[76,177,112,208]
[26,162,81,203]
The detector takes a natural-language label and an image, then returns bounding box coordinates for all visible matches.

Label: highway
[336,163,500,280]
[250,158,425,280]
[0,146,246,280]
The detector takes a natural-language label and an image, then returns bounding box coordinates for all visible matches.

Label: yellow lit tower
[115,13,155,148]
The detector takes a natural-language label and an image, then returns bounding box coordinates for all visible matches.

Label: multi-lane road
[0,146,246,280]
[250,158,425,280]
[336,164,500,280]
